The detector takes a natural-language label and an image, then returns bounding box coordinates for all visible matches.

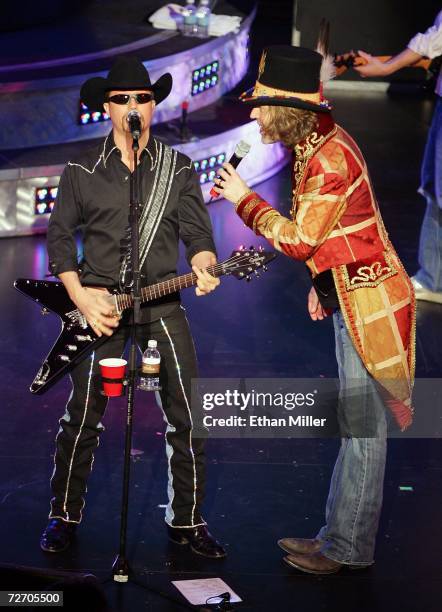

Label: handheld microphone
[127,110,142,140]
[209,140,251,199]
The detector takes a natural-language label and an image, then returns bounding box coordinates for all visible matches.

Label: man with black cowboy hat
[213,45,415,574]
[40,56,226,559]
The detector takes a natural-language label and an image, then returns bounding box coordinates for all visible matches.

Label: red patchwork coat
[236,114,416,430]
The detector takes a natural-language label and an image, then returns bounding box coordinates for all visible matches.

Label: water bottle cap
[148,339,157,348]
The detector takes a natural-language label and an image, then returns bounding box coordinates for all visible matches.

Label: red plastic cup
[99,358,127,397]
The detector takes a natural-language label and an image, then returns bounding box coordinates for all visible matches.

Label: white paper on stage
[172,577,242,605]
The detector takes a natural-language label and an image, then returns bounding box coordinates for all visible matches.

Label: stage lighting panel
[35,186,58,215]
[191,60,220,96]
[192,151,226,185]
[79,101,110,125]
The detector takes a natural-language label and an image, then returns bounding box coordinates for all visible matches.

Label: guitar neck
[115,264,222,311]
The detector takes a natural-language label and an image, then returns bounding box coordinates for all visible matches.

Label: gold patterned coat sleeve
[236,157,348,261]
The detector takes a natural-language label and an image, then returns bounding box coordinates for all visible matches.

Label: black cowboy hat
[240,46,331,113]
[80,56,173,111]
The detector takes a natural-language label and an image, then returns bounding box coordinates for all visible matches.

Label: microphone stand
[111,132,141,583]
[105,130,197,611]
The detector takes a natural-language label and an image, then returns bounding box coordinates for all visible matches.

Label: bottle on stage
[182,0,198,36]
[195,0,211,37]
[139,340,161,391]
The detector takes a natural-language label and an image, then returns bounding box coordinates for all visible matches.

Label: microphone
[209,140,251,199]
[127,110,142,140]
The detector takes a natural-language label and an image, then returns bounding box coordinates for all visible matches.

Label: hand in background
[354,50,391,77]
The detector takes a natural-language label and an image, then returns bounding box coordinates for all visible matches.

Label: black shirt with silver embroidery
[47,133,216,318]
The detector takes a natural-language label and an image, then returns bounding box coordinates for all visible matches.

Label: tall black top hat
[240,46,331,113]
[80,56,173,112]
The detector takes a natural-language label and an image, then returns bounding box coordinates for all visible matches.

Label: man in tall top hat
[214,46,415,573]
[39,56,226,558]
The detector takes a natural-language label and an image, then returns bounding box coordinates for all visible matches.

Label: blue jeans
[316,311,387,565]
[415,95,442,292]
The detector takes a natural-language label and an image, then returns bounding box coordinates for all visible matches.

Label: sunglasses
[106,92,154,105]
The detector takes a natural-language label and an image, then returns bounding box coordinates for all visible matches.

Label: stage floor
[1,91,441,611]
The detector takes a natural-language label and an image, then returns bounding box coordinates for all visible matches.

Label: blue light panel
[193,152,226,185]
[191,61,220,96]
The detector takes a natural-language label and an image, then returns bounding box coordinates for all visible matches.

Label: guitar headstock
[222,246,277,281]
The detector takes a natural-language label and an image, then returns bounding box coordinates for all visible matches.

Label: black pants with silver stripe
[49,305,206,527]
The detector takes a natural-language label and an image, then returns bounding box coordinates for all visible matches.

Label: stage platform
[1,90,441,612]
[0,0,294,238]
[0,0,256,149]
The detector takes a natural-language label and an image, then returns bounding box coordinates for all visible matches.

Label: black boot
[167,524,226,558]
[40,518,76,553]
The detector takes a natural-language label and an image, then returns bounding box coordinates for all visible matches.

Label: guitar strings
[115,251,268,309]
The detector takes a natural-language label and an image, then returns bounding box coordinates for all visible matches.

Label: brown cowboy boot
[284,551,372,575]
[278,537,322,555]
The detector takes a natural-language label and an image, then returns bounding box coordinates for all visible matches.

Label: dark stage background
[253,0,439,81]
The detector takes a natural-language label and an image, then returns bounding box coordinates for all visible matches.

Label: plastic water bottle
[195,0,211,38]
[182,0,197,36]
[139,340,161,391]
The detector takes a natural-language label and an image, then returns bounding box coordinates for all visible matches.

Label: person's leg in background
[413,96,442,302]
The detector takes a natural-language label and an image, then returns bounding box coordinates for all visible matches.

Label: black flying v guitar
[14,247,276,395]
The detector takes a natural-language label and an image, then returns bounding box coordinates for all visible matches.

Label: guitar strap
[119,139,178,291]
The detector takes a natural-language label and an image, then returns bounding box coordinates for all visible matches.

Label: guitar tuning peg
[263,265,268,272]
[254,270,260,278]
[258,245,264,252]
[249,245,255,250]
[246,276,252,282]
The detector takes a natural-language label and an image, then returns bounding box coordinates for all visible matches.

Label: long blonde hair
[261,105,318,148]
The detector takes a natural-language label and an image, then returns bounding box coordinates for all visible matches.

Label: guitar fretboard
[115,264,222,311]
